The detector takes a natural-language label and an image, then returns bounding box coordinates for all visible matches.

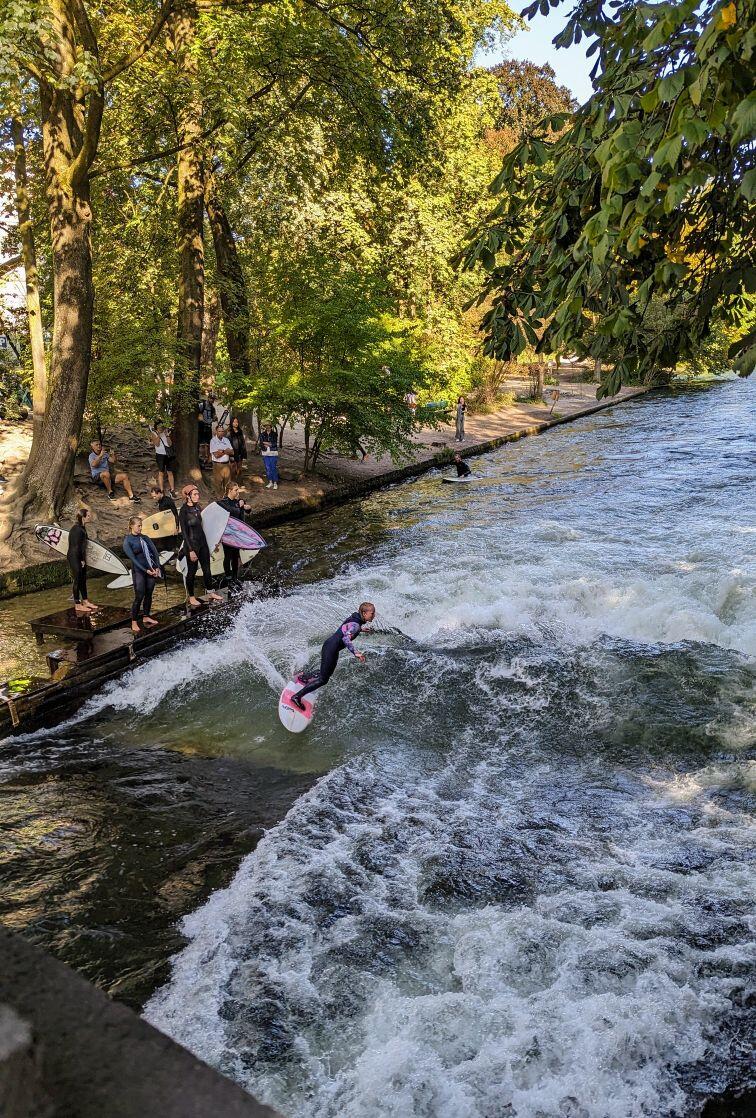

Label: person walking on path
[209,424,233,495]
[259,423,280,490]
[67,508,99,613]
[228,416,248,479]
[149,421,177,496]
[218,481,252,583]
[455,396,466,442]
[123,516,162,634]
[88,440,139,502]
[291,602,376,711]
[178,485,224,609]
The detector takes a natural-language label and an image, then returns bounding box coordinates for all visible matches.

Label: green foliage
[464,0,756,397]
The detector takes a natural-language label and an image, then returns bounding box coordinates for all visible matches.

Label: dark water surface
[2,379,754,1116]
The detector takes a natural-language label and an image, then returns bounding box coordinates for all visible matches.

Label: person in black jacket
[178,485,224,608]
[149,485,178,526]
[123,516,162,633]
[67,508,98,613]
[228,417,247,479]
[218,481,252,582]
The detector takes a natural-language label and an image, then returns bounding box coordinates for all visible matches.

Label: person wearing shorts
[149,421,176,495]
[88,440,138,502]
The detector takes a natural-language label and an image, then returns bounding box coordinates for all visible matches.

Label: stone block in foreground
[0,929,279,1118]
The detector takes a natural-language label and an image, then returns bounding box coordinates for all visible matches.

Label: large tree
[464,0,756,395]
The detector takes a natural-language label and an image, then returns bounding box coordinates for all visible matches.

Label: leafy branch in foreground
[463,0,756,396]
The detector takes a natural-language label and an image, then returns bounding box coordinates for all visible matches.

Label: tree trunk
[205,175,251,390]
[11,116,46,451]
[170,3,205,485]
[201,286,220,377]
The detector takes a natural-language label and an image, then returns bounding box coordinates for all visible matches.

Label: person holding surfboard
[123,516,162,633]
[67,509,99,613]
[178,485,224,608]
[218,481,251,583]
[290,602,376,712]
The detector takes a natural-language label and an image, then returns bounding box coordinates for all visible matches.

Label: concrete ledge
[0,930,279,1118]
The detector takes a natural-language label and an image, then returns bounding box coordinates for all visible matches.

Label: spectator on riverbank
[179,484,224,609]
[88,440,139,502]
[123,515,161,634]
[228,416,247,479]
[148,421,176,496]
[198,393,215,466]
[209,424,233,495]
[259,423,280,490]
[67,508,98,614]
[455,396,466,442]
[404,391,417,417]
[218,481,251,583]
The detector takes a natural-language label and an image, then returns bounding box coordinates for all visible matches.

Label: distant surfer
[290,602,376,711]
[454,453,471,478]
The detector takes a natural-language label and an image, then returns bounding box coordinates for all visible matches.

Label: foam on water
[136,381,756,1115]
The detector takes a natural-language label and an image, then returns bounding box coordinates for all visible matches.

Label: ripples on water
[5,380,756,1116]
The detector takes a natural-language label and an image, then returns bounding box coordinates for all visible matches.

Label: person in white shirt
[209,424,233,495]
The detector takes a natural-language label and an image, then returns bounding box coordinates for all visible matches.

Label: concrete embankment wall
[0,390,649,601]
[0,929,279,1118]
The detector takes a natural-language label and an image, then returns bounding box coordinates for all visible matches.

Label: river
[1,379,754,1117]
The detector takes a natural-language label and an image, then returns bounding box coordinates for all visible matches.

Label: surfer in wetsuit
[178,485,224,608]
[291,602,376,711]
[454,453,471,478]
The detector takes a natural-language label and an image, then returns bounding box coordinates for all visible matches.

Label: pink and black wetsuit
[293,612,363,703]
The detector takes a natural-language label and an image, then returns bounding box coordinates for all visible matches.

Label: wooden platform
[29,605,134,644]
[0,594,227,736]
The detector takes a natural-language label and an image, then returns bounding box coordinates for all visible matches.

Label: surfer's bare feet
[187,596,202,609]
[73,603,90,613]
[131,622,141,633]
[83,600,99,612]
[143,616,159,627]
[207,592,224,603]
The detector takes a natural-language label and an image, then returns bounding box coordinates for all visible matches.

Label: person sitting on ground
[123,515,162,634]
[67,508,99,613]
[178,484,224,608]
[209,424,233,496]
[259,422,280,490]
[149,420,176,496]
[228,416,247,479]
[454,453,472,478]
[88,440,139,502]
[218,480,252,583]
[291,602,376,712]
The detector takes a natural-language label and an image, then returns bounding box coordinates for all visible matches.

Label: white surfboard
[141,509,178,539]
[278,678,317,733]
[442,475,472,483]
[106,551,173,590]
[176,502,230,577]
[35,524,129,577]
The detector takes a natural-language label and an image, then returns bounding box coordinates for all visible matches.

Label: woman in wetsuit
[123,515,161,633]
[291,602,376,711]
[218,481,251,583]
[178,485,224,608]
[67,508,98,613]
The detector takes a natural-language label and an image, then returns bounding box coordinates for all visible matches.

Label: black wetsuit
[179,502,213,597]
[218,496,246,579]
[294,612,364,704]
[67,522,88,603]
[456,459,471,477]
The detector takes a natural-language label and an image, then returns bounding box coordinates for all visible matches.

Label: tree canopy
[464,0,756,396]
